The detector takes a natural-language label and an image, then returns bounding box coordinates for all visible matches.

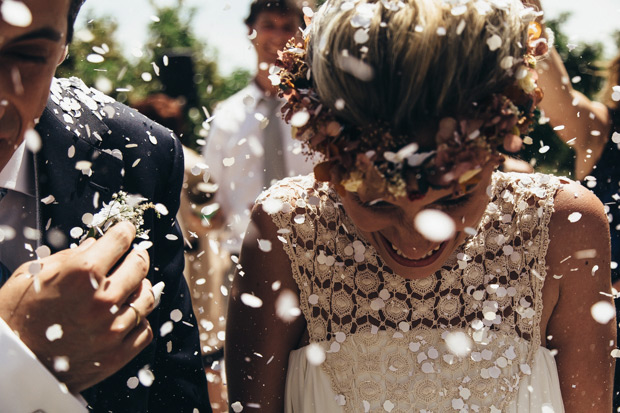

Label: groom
[0,0,210,411]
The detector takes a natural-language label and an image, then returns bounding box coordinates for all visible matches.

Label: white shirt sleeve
[0,317,87,413]
[202,119,227,189]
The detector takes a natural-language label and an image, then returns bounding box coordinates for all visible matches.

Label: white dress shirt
[0,141,37,272]
[203,82,316,254]
[0,142,86,412]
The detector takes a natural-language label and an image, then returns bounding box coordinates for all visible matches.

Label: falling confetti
[136,240,153,250]
[160,321,174,337]
[275,289,301,322]
[70,227,83,239]
[414,209,455,242]
[486,34,502,51]
[41,195,55,205]
[567,212,582,223]
[86,54,105,64]
[383,400,395,412]
[170,309,183,322]
[305,343,326,366]
[152,281,165,307]
[24,129,41,153]
[138,366,155,387]
[257,239,272,252]
[337,54,374,81]
[291,110,310,127]
[53,356,70,372]
[261,198,284,215]
[353,29,369,44]
[241,293,263,308]
[35,245,51,259]
[574,249,596,259]
[127,376,140,389]
[28,261,41,275]
[444,331,473,357]
[591,301,615,324]
[0,0,32,27]
[46,324,63,342]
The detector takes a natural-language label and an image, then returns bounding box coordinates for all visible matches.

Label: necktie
[262,98,287,189]
[0,188,11,286]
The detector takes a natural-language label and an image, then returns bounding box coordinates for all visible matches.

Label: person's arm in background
[524,0,611,180]
[201,110,230,230]
[0,222,155,412]
[226,204,306,412]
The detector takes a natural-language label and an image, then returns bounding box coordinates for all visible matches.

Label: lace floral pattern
[258,172,561,412]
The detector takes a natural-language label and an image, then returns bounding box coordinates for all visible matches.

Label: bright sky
[77,0,620,76]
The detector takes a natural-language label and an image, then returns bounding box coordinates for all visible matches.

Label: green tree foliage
[56,1,251,150]
[56,13,140,99]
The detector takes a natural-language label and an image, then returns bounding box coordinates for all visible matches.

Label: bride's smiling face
[339,162,497,280]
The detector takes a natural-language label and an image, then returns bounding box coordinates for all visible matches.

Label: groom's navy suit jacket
[35,78,211,412]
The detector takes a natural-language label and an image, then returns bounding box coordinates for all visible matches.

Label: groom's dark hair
[67,0,86,44]
[245,0,305,27]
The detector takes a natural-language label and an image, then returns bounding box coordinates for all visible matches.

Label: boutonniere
[84,191,168,240]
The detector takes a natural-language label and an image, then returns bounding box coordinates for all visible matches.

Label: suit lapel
[36,100,124,253]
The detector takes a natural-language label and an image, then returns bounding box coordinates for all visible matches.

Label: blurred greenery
[56,14,139,96]
[56,1,251,151]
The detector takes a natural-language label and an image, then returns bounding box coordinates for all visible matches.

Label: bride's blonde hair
[308,0,532,135]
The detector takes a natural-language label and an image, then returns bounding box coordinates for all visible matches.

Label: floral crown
[276,2,548,199]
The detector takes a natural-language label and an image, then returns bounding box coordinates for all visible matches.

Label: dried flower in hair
[276,1,548,199]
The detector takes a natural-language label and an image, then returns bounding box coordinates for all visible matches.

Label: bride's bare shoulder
[549,179,608,243]
[544,179,614,410]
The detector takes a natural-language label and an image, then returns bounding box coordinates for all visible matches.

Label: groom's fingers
[122,313,154,358]
[112,278,155,338]
[81,221,137,279]
[106,246,150,304]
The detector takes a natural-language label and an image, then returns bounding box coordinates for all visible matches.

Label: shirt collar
[0,141,35,197]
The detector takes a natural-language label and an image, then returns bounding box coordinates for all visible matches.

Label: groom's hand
[0,221,155,393]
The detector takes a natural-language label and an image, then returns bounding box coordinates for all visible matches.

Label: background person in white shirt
[203,0,316,256]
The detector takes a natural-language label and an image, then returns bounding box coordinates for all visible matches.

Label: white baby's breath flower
[518,71,537,94]
[84,191,161,239]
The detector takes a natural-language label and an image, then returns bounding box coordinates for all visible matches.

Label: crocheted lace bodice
[258,172,561,412]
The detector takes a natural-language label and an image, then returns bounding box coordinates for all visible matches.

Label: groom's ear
[57,45,69,66]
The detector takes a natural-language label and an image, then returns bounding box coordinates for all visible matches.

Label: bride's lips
[378,233,448,268]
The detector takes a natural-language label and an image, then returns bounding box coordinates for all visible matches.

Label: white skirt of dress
[284,345,564,413]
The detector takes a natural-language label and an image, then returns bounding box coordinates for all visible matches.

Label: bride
[225,0,615,411]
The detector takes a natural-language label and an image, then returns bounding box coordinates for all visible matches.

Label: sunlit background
[78,0,620,76]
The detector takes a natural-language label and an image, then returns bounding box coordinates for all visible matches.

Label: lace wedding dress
[257,172,565,412]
